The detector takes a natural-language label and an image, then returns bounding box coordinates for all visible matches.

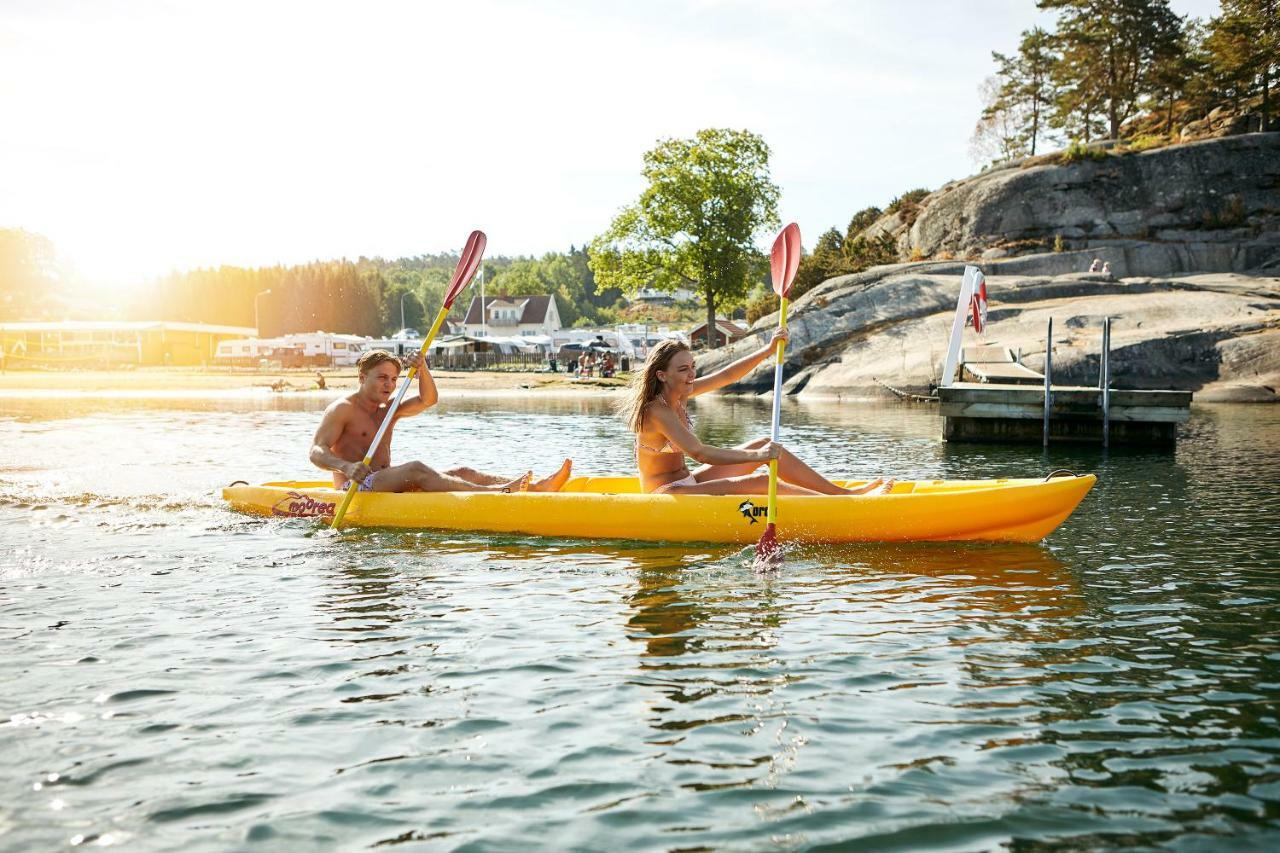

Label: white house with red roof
[460,293,562,338]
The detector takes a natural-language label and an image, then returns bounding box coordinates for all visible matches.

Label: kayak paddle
[330,229,487,528]
[755,222,801,562]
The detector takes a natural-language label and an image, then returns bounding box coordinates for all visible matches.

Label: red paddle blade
[783,222,801,289]
[443,230,487,308]
[755,522,781,562]
[770,222,802,298]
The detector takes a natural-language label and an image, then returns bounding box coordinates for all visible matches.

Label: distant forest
[0,234,638,337]
[137,244,642,338]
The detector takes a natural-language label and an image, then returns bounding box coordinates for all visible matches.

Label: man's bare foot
[500,472,531,493]
[529,459,573,492]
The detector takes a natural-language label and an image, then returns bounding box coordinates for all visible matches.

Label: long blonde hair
[619,339,691,433]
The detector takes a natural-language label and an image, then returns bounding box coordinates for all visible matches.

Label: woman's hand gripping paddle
[755,222,801,562]
[330,230,487,528]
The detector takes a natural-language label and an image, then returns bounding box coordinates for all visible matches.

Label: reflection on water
[1,394,1278,848]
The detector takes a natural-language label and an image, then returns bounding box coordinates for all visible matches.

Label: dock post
[1101,317,1111,448]
[1043,318,1053,447]
[940,267,978,388]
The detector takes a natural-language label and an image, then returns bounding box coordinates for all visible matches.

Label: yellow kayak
[222,473,1095,544]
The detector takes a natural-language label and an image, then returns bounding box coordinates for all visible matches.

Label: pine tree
[1146,18,1204,136]
[1205,0,1279,131]
[1040,0,1186,140]
[972,76,1030,162]
[987,27,1059,155]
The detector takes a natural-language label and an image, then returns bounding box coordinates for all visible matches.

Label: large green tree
[589,128,780,348]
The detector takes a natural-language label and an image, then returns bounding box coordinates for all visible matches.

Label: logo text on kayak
[738,500,766,524]
[272,492,336,518]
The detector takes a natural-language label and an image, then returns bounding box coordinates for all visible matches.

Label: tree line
[973,0,1277,162]
[0,229,634,337]
[0,229,64,322]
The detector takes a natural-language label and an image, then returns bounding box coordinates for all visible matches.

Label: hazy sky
[1,0,1222,286]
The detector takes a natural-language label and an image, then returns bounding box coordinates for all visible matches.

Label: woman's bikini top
[636,397,694,456]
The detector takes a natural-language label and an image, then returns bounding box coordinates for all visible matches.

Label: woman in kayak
[622,335,893,496]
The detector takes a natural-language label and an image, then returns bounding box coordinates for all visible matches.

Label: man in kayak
[310,350,572,493]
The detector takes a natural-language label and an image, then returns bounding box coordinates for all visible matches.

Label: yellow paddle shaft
[765,297,789,527]
[330,304,452,528]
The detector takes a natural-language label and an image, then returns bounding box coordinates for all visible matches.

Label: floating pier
[937,268,1192,446]
[939,382,1191,445]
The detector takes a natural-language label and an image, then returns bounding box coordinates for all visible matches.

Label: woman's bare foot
[529,459,573,492]
[848,477,894,496]
[500,472,531,493]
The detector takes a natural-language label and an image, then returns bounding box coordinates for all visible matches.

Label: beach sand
[0,367,629,396]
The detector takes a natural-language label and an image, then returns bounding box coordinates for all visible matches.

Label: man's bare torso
[326,395,397,477]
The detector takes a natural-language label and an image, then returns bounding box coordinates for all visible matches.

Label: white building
[554,328,638,358]
[631,286,699,306]
[215,331,366,366]
[615,323,687,356]
[460,294,561,338]
[361,332,426,358]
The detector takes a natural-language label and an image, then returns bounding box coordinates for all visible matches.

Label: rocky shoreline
[700,262,1279,404]
[700,135,1280,404]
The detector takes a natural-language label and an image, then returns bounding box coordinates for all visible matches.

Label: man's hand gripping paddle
[755,222,801,562]
[330,230,487,529]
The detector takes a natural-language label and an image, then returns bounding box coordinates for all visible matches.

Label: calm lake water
[2,391,1278,850]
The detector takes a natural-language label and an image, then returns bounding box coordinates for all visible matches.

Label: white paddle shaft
[770,357,784,441]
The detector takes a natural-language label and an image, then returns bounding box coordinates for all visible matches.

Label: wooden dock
[935,274,1193,447]
[939,382,1191,445]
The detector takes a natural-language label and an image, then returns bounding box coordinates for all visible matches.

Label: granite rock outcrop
[696,135,1280,403]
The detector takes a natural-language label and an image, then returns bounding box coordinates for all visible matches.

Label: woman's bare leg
[661,473,824,496]
[695,437,858,495]
[848,478,895,495]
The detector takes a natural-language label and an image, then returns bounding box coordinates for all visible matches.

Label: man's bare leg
[444,466,511,486]
[528,459,573,492]
[371,461,529,493]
